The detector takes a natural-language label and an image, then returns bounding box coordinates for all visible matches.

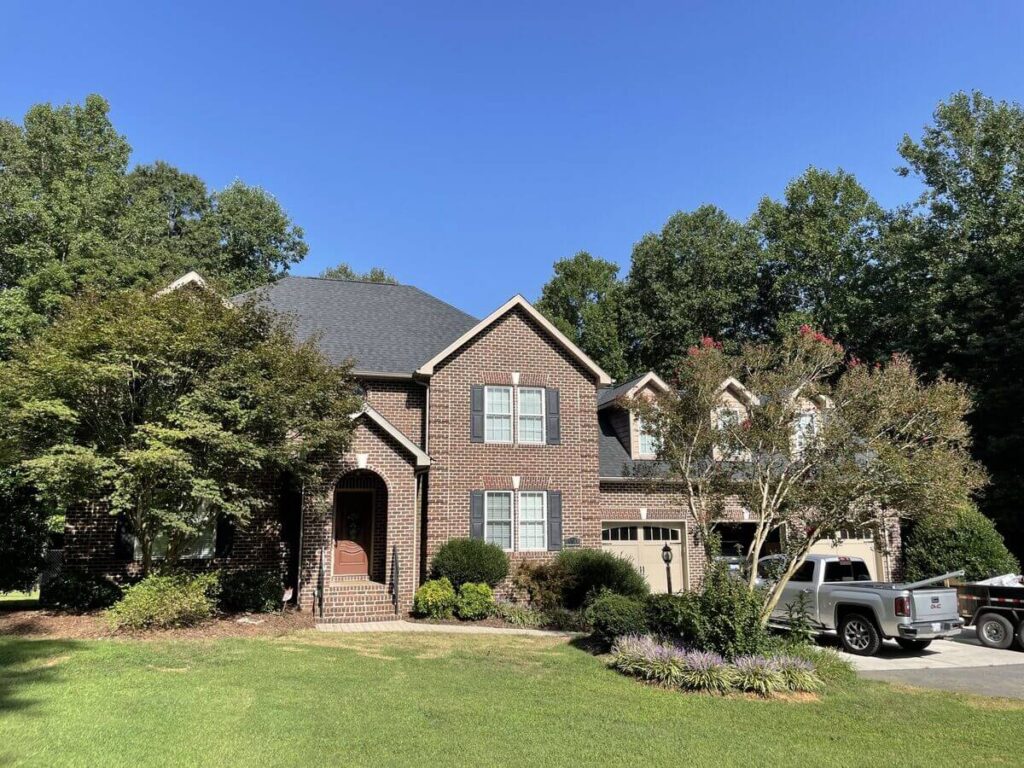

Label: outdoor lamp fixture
[661,543,673,594]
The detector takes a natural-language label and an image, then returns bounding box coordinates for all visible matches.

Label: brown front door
[334,490,374,577]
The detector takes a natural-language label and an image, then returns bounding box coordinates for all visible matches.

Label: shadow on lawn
[0,637,81,715]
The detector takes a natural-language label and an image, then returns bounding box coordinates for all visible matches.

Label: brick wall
[362,379,427,448]
[425,305,603,589]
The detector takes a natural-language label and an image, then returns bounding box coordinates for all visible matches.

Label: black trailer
[957,582,1024,650]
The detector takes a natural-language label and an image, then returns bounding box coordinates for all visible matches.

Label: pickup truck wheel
[839,613,882,656]
[895,638,932,652]
[976,613,1014,650]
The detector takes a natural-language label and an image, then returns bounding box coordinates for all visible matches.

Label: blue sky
[3,2,1022,316]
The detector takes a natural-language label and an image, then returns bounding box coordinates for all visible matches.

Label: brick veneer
[362,379,427,448]
[424,306,604,596]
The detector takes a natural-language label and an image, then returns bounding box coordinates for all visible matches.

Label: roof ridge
[288,275,410,287]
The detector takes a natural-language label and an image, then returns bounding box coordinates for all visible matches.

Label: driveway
[840,628,1024,699]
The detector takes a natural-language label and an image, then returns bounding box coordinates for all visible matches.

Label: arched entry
[334,470,388,582]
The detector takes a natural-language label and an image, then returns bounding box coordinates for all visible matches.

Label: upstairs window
[484,386,513,443]
[636,416,659,457]
[793,410,819,455]
[517,387,545,445]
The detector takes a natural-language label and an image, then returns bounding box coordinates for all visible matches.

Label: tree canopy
[0,287,359,574]
[319,262,398,283]
[0,95,307,357]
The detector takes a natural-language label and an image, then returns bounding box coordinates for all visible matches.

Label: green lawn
[1,632,1020,768]
[0,591,39,609]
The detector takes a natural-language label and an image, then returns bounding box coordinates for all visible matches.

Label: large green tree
[624,206,761,375]
[890,91,1024,560]
[319,262,398,283]
[536,251,629,380]
[0,287,359,575]
[0,95,308,356]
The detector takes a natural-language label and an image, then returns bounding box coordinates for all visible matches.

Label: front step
[317,579,401,623]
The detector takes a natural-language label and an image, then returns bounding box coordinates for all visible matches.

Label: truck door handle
[801,589,812,594]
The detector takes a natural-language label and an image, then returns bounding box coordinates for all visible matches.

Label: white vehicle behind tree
[758,554,964,656]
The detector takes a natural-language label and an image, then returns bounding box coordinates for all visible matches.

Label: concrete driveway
[840,628,1024,699]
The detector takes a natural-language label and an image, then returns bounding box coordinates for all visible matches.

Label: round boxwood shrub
[430,538,509,589]
[219,568,283,613]
[904,503,1019,583]
[586,591,648,649]
[106,572,219,630]
[455,582,494,621]
[556,549,649,609]
[39,569,123,613]
[413,577,457,619]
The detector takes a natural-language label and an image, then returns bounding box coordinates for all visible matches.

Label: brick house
[63,274,899,622]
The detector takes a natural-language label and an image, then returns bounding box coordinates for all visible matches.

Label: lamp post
[661,543,673,594]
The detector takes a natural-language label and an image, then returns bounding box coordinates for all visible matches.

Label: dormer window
[793,410,819,455]
[636,416,659,458]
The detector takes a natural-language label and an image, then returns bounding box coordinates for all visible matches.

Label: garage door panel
[602,522,688,593]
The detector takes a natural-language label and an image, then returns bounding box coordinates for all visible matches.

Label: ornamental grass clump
[678,650,733,693]
[772,655,822,692]
[732,655,786,697]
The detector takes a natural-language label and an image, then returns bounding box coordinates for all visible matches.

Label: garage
[601,522,688,593]
[808,529,885,580]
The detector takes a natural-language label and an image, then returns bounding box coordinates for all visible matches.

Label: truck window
[790,561,815,582]
[823,560,872,582]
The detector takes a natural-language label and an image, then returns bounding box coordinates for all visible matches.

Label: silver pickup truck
[758,554,964,656]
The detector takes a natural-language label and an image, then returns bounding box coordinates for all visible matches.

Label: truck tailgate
[912,588,960,623]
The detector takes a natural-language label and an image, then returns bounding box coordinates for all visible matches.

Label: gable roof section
[352,404,431,468]
[597,371,671,408]
[598,409,670,480]
[717,376,760,407]
[415,295,613,385]
[232,276,478,376]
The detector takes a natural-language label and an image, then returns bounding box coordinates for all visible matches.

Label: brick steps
[316,580,401,623]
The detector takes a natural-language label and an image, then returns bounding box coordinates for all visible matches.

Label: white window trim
[484,490,514,551]
[517,490,548,551]
[516,387,546,445]
[133,524,216,562]
[635,414,659,458]
[484,385,514,444]
[792,410,819,457]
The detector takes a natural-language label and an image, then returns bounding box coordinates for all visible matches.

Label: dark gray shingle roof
[596,373,651,407]
[598,409,670,479]
[233,277,478,375]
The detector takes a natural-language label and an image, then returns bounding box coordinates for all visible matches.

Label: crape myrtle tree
[0,287,360,576]
[634,327,985,625]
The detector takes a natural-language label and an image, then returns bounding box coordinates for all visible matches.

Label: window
[484,491,513,549]
[517,387,545,444]
[823,560,872,583]
[602,525,638,541]
[636,417,659,457]
[713,406,746,460]
[643,526,680,541]
[484,386,513,443]
[793,411,818,455]
[715,406,742,430]
[134,520,215,561]
[790,560,816,582]
[517,491,547,550]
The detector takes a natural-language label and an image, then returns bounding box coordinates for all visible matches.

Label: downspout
[296,480,305,609]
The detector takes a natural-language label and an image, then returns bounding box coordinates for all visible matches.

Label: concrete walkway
[316,620,577,638]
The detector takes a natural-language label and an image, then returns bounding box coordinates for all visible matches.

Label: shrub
[731,655,786,697]
[542,606,590,632]
[218,569,282,613]
[556,549,649,609]
[106,572,219,630]
[645,592,702,640]
[772,655,822,692]
[586,591,648,649]
[493,602,545,628]
[904,503,1020,583]
[511,560,569,610]
[39,569,122,612]
[455,582,494,621]
[783,644,856,687]
[413,578,457,619]
[431,538,509,589]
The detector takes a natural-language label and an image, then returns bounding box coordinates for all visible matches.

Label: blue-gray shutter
[545,388,561,445]
[471,385,485,443]
[547,491,562,551]
[470,491,485,539]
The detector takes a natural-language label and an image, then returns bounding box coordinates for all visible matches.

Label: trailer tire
[895,638,932,652]
[976,613,1014,650]
[839,612,882,656]
[1016,619,1024,651]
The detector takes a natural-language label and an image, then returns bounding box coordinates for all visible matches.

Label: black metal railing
[389,544,399,615]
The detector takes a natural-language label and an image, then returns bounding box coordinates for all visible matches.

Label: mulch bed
[0,607,314,641]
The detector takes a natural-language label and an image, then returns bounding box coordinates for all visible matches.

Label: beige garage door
[808,529,884,580]
[601,522,687,594]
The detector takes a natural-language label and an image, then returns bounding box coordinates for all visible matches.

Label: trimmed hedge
[556,549,649,609]
[40,569,122,613]
[455,583,494,620]
[219,569,282,613]
[904,503,1019,583]
[431,538,509,589]
[586,591,647,649]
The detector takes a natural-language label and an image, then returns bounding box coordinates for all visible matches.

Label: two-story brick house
[62,274,898,622]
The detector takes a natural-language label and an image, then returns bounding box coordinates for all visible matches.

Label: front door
[334,490,374,577]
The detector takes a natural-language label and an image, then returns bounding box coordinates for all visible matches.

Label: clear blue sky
[3,2,1022,316]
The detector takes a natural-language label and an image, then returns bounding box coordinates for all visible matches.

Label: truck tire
[976,613,1014,650]
[895,638,932,652]
[839,612,882,656]
[1016,619,1024,651]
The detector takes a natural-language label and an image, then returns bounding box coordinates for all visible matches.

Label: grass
[0,590,39,609]
[1,632,1022,767]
